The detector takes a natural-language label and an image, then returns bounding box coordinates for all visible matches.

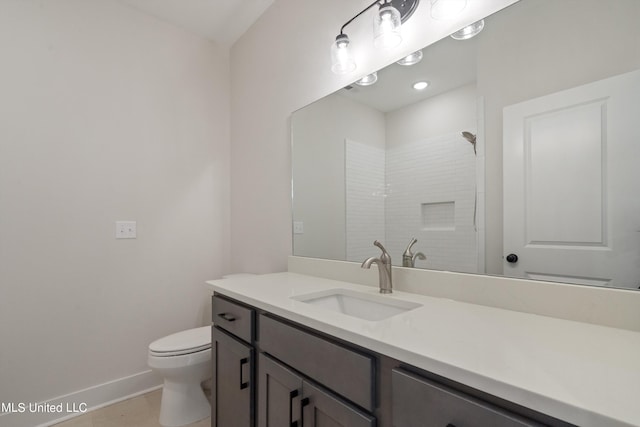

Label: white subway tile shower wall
[346,139,386,262]
[386,131,478,272]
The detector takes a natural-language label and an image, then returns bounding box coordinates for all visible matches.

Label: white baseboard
[0,370,162,427]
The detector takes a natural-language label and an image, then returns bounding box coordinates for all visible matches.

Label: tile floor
[52,389,210,427]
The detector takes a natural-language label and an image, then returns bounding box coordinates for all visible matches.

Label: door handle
[506,253,519,263]
[239,357,249,390]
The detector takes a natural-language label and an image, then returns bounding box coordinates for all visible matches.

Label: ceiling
[116,0,274,47]
[339,35,478,113]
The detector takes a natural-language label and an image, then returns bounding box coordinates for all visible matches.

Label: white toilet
[148,274,254,427]
[148,326,212,427]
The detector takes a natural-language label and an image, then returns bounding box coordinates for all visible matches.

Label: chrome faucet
[402,237,426,268]
[361,240,393,294]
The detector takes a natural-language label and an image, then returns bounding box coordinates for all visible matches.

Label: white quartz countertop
[206,272,640,427]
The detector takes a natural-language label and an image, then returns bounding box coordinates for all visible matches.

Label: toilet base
[158,380,210,427]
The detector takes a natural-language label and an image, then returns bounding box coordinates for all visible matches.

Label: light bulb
[373,3,402,49]
[331,34,356,75]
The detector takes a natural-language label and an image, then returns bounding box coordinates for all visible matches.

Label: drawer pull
[218,312,237,322]
[239,357,249,390]
[446,424,457,427]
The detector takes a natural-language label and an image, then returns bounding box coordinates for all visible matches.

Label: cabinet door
[258,354,303,427]
[392,369,541,427]
[301,381,375,427]
[212,327,254,427]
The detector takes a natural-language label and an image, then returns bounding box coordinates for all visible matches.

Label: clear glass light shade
[373,4,402,49]
[331,35,356,75]
[355,72,378,86]
[450,19,485,40]
[396,50,423,66]
[430,0,468,20]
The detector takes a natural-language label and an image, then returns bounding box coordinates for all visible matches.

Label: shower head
[462,131,477,155]
[462,131,476,144]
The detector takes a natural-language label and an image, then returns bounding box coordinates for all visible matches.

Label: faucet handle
[404,237,417,252]
[373,240,391,264]
[403,237,418,256]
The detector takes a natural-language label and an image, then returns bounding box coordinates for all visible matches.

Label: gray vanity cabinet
[258,314,375,411]
[212,295,256,427]
[212,327,254,427]
[258,353,303,427]
[391,368,542,427]
[301,381,375,427]
[258,353,375,427]
[212,293,571,427]
[258,313,376,426]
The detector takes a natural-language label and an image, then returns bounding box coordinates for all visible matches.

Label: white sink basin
[292,288,422,321]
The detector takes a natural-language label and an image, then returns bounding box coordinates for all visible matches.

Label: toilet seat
[149,326,211,357]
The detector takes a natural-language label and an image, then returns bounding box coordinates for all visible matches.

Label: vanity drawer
[212,294,254,343]
[392,368,543,427]
[258,314,375,411]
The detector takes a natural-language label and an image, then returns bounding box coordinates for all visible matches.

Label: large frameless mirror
[292,0,640,290]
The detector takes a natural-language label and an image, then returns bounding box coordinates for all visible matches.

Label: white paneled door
[503,70,640,288]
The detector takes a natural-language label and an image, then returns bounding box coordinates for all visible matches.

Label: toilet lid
[149,326,211,356]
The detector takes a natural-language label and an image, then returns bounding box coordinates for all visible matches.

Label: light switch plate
[293,221,304,234]
[115,221,137,239]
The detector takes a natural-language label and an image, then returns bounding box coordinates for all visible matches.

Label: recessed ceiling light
[413,81,429,90]
[355,72,378,86]
[396,50,423,66]
[451,20,485,40]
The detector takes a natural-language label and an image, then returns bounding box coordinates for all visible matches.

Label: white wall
[291,94,385,261]
[229,0,517,274]
[0,0,230,415]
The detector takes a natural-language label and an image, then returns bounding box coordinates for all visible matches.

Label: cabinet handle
[218,312,236,322]
[300,397,310,427]
[446,424,457,427]
[289,389,300,427]
[239,357,249,390]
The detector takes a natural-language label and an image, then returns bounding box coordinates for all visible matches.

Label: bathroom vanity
[206,272,640,427]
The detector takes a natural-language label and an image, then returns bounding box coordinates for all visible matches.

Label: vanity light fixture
[413,81,429,90]
[396,50,423,66]
[450,19,485,40]
[355,72,379,86]
[331,0,420,75]
[430,0,467,20]
[331,34,357,74]
[373,2,403,49]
